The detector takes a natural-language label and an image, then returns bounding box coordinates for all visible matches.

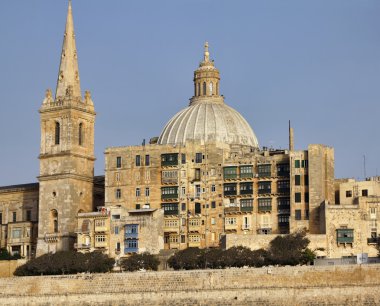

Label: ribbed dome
[158,42,259,148]
[158,97,259,147]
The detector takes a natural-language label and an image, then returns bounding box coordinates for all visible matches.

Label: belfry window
[209,82,213,95]
[197,83,200,96]
[55,122,60,145]
[203,82,206,95]
[79,123,84,146]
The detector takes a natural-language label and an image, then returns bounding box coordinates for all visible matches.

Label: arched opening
[50,209,58,233]
[197,83,200,96]
[79,123,84,146]
[203,82,206,95]
[54,122,60,145]
[209,82,213,96]
[216,82,219,95]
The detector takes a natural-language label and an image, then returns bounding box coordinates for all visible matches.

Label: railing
[241,206,253,212]
[224,173,238,179]
[162,193,178,200]
[163,209,179,216]
[124,247,138,253]
[225,223,238,230]
[367,237,378,244]
[74,243,91,249]
[258,172,271,178]
[161,160,178,167]
[258,205,272,212]
[277,188,290,194]
[224,190,237,196]
[337,237,353,243]
[240,189,253,195]
[95,226,108,232]
[258,189,271,195]
[240,172,253,179]
[188,241,201,247]
[125,232,138,239]
[224,206,240,214]
[277,171,290,177]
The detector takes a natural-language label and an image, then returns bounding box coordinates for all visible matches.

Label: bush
[14,251,115,276]
[120,253,160,272]
[267,230,310,266]
[167,232,312,270]
[0,248,21,260]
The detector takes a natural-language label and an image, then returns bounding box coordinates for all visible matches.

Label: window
[116,172,120,182]
[240,165,253,178]
[194,168,201,181]
[135,188,140,197]
[225,217,237,225]
[278,197,290,209]
[78,123,84,146]
[346,190,352,198]
[362,189,368,197]
[195,203,201,214]
[209,82,213,95]
[211,201,216,209]
[135,155,141,166]
[258,164,271,177]
[337,229,354,243]
[211,184,216,192]
[116,242,120,251]
[135,204,140,209]
[112,214,120,220]
[12,212,16,223]
[114,226,119,235]
[277,180,290,193]
[295,175,301,186]
[295,210,301,220]
[55,122,60,145]
[223,166,238,179]
[258,198,272,212]
[195,185,201,198]
[241,199,253,212]
[304,175,309,186]
[161,153,178,166]
[181,153,186,164]
[125,239,138,253]
[240,182,253,194]
[301,160,308,168]
[181,186,186,196]
[211,217,216,225]
[0,212,2,224]
[162,186,178,199]
[181,203,186,211]
[305,209,309,220]
[50,210,58,233]
[125,224,138,235]
[145,187,150,197]
[295,160,300,168]
[277,163,290,176]
[278,215,289,224]
[195,153,202,163]
[12,228,22,239]
[203,82,206,95]
[181,235,186,243]
[116,156,122,168]
[26,210,32,222]
[116,188,121,199]
[243,216,250,229]
[145,155,150,166]
[161,203,179,215]
[295,192,301,203]
[224,183,237,196]
[258,181,271,194]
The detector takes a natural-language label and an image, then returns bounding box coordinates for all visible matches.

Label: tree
[120,253,160,272]
[14,251,115,276]
[267,230,310,266]
[0,248,21,260]
[167,248,203,270]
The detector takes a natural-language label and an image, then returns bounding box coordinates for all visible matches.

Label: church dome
[158,43,259,148]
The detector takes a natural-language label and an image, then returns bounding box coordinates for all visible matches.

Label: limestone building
[0,1,378,262]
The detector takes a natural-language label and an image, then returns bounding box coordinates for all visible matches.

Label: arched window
[216,82,219,95]
[209,82,213,95]
[55,122,60,145]
[203,82,206,95]
[197,83,200,96]
[79,123,84,146]
[50,209,58,233]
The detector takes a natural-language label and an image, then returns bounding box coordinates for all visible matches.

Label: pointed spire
[55,0,81,99]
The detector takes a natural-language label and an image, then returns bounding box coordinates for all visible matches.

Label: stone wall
[0,259,26,277]
[0,264,379,305]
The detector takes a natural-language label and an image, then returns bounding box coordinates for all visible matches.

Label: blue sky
[0,0,379,185]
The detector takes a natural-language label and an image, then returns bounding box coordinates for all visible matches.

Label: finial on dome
[204,41,210,62]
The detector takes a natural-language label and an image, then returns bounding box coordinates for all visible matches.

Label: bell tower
[36,1,96,255]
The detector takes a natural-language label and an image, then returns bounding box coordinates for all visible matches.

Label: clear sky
[0,0,379,186]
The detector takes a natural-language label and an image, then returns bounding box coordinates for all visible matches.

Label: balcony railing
[162,193,179,200]
[94,241,107,248]
[240,172,253,179]
[258,189,271,195]
[367,237,378,244]
[163,209,179,216]
[224,173,238,179]
[188,241,201,248]
[277,171,290,177]
[224,190,237,196]
[258,172,271,178]
[337,237,353,244]
[75,243,91,249]
[125,232,138,239]
[277,188,290,194]
[124,247,138,253]
[240,189,253,195]
[225,223,238,230]
[241,206,253,212]
[258,205,272,212]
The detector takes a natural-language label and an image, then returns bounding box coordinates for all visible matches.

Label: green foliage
[168,231,312,270]
[0,248,21,260]
[120,252,160,272]
[14,251,115,276]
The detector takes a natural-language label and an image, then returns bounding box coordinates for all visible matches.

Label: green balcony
[162,193,178,200]
[161,154,178,167]
[337,229,354,244]
[241,206,253,212]
[258,205,272,212]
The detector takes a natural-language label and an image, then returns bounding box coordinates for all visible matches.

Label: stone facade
[0,265,379,305]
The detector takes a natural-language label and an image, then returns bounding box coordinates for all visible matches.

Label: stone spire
[55,0,81,99]
[192,42,221,99]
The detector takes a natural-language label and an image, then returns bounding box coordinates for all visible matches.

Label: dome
[158,42,259,148]
[158,97,259,147]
